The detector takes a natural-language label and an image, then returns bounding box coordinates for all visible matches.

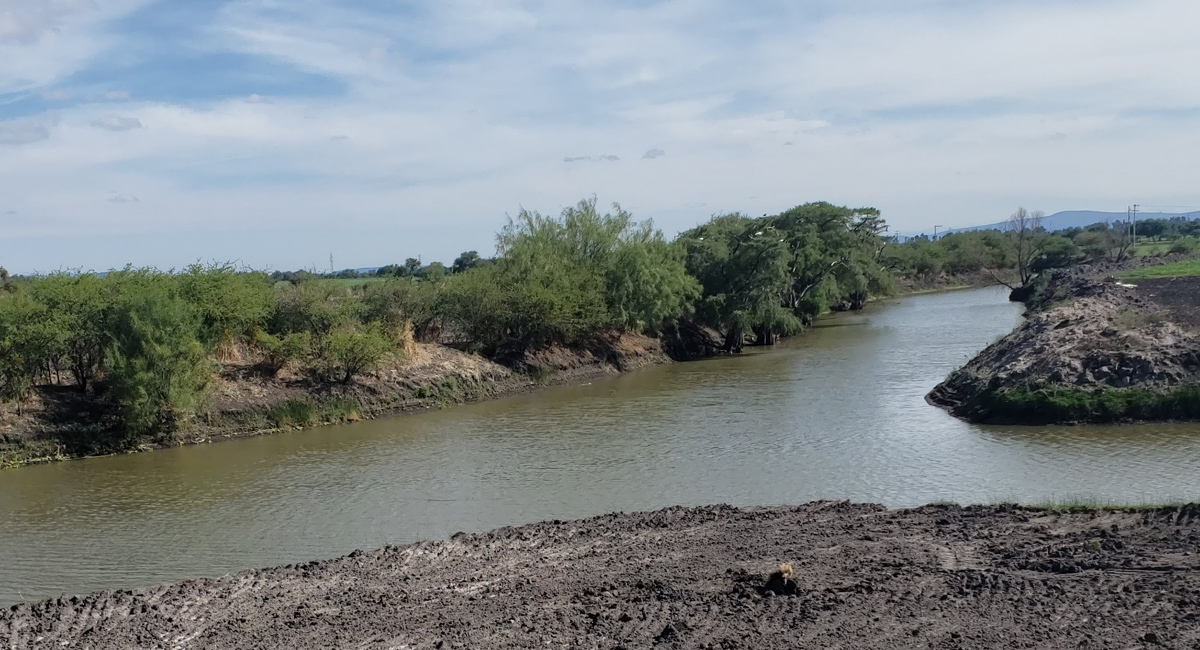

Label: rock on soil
[4,502,1200,649]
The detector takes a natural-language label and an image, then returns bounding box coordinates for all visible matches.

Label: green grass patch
[1120,259,1200,280]
[973,384,1200,424]
[320,396,362,422]
[266,396,362,428]
[266,398,318,428]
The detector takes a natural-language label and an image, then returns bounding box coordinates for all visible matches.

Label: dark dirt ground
[1140,276,1200,329]
[4,502,1200,649]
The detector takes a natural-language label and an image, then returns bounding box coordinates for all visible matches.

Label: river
[3,286,1200,605]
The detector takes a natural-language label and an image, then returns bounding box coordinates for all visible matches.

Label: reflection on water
[1,286,1198,604]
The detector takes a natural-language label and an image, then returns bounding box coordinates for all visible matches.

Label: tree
[255,331,312,375]
[0,293,56,414]
[404,258,422,276]
[418,261,448,282]
[103,287,211,439]
[175,264,274,350]
[1005,207,1046,286]
[452,251,483,274]
[27,273,111,392]
[323,324,393,383]
[678,214,798,350]
[497,197,699,335]
[1030,235,1078,272]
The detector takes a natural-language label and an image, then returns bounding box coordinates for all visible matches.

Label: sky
[2,0,1200,274]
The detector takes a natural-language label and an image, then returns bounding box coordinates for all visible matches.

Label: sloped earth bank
[928,266,1200,423]
[4,503,1200,649]
[0,333,670,467]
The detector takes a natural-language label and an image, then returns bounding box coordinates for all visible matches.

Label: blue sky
[2,0,1199,273]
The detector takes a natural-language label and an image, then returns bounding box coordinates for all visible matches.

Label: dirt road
[4,502,1199,649]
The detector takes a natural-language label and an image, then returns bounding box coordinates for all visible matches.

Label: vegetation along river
[3,285,1200,606]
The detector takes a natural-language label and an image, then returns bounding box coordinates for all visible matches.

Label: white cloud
[104,90,130,100]
[4,0,1200,273]
[91,114,143,131]
[0,0,97,44]
[0,0,152,93]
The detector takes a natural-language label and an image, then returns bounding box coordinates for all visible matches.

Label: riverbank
[0,333,670,468]
[4,501,1198,649]
[928,258,1200,424]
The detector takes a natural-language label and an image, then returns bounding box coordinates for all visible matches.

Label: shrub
[361,279,439,340]
[1169,237,1198,255]
[0,293,56,414]
[27,273,111,392]
[255,331,312,375]
[176,264,275,349]
[102,288,211,439]
[322,324,394,383]
[974,384,1200,424]
[271,280,361,336]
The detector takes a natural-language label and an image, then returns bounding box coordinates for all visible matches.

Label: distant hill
[943,210,1200,236]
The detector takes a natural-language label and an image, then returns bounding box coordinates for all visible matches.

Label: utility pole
[933,225,944,239]
[1131,203,1139,246]
[329,253,334,274]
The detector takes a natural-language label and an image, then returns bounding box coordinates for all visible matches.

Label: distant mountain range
[929,210,1200,239]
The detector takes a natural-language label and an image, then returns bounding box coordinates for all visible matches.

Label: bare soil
[1140,276,1200,328]
[4,502,1200,649]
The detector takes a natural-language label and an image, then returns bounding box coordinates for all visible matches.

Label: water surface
[2,286,1199,605]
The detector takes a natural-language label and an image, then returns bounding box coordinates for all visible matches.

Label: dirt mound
[1141,276,1200,328]
[929,268,1200,423]
[4,502,1200,649]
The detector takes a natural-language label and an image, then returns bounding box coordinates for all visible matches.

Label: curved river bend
[3,286,1200,605]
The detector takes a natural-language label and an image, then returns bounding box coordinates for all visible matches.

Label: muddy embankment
[928,262,1200,424]
[0,332,672,468]
[4,502,1200,649]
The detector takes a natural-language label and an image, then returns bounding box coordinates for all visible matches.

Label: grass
[266,399,318,428]
[331,277,388,288]
[973,384,1200,424]
[1027,497,1191,513]
[1131,241,1174,257]
[266,396,362,428]
[1119,258,1200,280]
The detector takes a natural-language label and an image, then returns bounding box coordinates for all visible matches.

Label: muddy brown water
[2,286,1199,606]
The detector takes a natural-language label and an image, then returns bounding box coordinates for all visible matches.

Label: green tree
[418,261,449,282]
[176,264,274,349]
[678,214,798,349]
[452,251,483,274]
[0,293,57,413]
[102,287,211,439]
[28,272,111,392]
[323,324,393,383]
[255,331,312,375]
[498,197,699,334]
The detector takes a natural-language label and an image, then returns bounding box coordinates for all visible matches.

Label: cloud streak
[92,114,142,131]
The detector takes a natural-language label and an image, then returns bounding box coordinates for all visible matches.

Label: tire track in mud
[3,502,1200,649]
